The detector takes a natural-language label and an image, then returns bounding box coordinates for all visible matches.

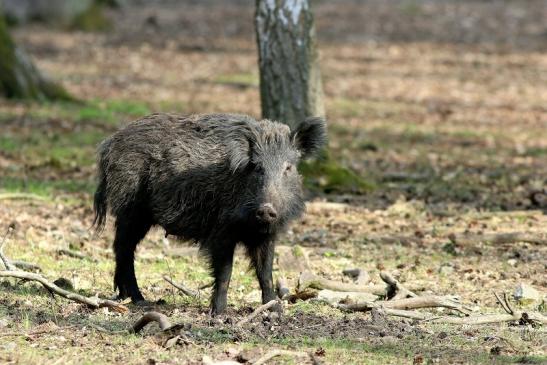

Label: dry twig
[163,275,198,297]
[236,300,280,327]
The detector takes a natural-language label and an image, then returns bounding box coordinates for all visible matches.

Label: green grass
[0,99,154,199]
[0,176,95,196]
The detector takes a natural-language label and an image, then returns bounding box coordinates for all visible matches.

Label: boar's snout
[256,203,278,224]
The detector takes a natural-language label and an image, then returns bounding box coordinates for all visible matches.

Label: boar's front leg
[249,241,277,305]
[209,242,236,315]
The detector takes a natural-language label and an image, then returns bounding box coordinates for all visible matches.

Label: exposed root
[131,311,173,333]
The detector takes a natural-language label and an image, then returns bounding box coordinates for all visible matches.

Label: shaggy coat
[93,113,327,313]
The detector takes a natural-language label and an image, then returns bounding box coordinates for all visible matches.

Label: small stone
[0,318,8,328]
[507,259,518,267]
[3,342,16,351]
[53,277,74,291]
[514,283,541,304]
[438,264,454,276]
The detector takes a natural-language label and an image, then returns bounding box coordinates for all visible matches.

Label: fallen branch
[236,299,280,327]
[163,276,198,297]
[298,271,387,296]
[0,270,128,313]
[338,295,471,315]
[131,311,173,333]
[58,249,98,262]
[0,231,128,313]
[380,271,417,299]
[449,232,547,246]
[252,349,310,365]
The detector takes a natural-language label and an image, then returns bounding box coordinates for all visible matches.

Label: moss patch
[70,2,111,32]
[300,157,375,194]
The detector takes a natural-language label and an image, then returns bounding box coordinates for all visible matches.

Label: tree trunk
[0,6,72,101]
[255,0,324,129]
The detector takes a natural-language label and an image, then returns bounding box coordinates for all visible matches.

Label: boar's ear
[226,135,252,172]
[291,117,327,159]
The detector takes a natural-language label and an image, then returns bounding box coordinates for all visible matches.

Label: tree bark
[255,0,324,128]
[0,5,72,101]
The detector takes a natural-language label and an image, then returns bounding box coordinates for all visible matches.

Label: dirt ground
[0,1,546,364]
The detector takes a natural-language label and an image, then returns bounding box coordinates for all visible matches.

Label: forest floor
[0,1,546,364]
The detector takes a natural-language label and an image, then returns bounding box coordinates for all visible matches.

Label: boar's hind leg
[248,242,277,305]
[113,213,152,303]
[209,243,236,315]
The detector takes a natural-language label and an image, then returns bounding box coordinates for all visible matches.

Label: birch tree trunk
[255,0,324,129]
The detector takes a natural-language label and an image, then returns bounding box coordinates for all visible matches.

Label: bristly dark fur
[93,113,327,313]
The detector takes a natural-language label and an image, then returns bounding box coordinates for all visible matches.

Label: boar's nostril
[256,203,278,223]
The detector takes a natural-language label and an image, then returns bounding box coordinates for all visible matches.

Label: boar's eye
[284,163,293,174]
[254,164,265,175]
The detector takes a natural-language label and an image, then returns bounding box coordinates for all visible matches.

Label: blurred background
[0,2,546,363]
[1,0,546,210]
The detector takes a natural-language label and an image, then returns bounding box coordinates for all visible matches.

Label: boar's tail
[92,139,110,233]
[93,178,107,233]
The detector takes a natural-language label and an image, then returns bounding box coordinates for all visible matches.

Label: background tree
[255,0,324,129]
[254,0,369,193]
[0,5,72,101]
